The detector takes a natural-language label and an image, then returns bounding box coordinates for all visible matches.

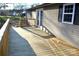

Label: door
[39,10,43,26]
[36,10,39,26]
[36,9,43,27]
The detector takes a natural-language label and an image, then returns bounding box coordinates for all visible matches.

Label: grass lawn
[0,16,24,29]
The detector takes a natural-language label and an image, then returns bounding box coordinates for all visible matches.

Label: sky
[5,3,28,10]
[0,0,78,10]
[0,0,44,3]
[4,3,42,10]
[0,0,78,4]
[0,0,45,10]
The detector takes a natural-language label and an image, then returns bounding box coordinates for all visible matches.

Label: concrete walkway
[8,26,79,56]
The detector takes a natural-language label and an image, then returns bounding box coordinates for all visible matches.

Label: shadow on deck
[23,27,55,39]
[8,27,36,56]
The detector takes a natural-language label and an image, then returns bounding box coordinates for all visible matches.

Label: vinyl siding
[26,12,32,21]
[31,11,36,26]
[26,11,36,26]
[32,11,36,19]
[42,4,79,48]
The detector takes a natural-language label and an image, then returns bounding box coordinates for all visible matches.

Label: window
[62,4,75,24]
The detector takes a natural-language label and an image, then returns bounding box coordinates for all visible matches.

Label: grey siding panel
[43,4,79,48]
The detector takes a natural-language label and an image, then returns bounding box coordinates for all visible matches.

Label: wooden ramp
[8,26,79,56]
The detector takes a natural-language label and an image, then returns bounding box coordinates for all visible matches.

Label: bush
[0,16,24,28]
[10,16,21,20]
[0,16,7,28]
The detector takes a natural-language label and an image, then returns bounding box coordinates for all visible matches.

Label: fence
[0,19,10,56]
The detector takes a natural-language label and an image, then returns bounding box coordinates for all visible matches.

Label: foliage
[0,16,24,28]
[0,16,7,28]
[13,3,27,10]
[0,16,24,20]
[10,16,21,20]
[0,3,8,9]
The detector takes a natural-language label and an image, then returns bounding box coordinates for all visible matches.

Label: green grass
[0,16,24,28]
[0,16,24,21]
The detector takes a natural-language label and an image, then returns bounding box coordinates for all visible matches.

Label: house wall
[32,11,36,19]
[31,11,37,26]
[26,11,36,26]
[26,11,32,19]
[42,4,79,48]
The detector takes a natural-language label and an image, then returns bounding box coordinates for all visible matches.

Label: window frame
[62,3,75,24]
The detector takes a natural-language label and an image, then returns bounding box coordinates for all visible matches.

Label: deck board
[8,26,79,56]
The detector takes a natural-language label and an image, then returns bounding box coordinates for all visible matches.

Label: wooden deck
[8,26,79,56]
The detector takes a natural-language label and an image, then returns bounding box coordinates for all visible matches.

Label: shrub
[10,16,21,20]
[0,16,7,28]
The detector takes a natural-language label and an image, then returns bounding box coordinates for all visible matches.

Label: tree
[13,3,27,10]
[0,3,8,10]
